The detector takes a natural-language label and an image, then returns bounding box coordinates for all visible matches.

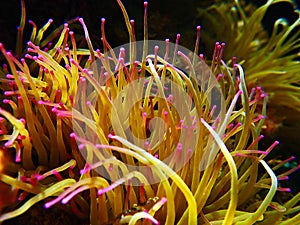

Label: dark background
[0,0,299,51]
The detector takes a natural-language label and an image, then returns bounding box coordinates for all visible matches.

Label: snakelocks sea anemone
[197,0,300,158]
[0,0,299,224]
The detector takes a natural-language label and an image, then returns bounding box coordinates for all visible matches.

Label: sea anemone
[0,0,299,224]
[197,0,300,157]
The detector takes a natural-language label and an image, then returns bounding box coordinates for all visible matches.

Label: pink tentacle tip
[44,202,52,209]
[61,198,69,205]
[78,17,84,23]
[17,134,26,140]
[69,95,74,102]
[79,76,86,82]
[97,189,103,196]
[25,53,32,59]
[237,90,243,96]
[19,118,26,124]
[6,74,14,79]
[236,122,242,126]
[51,107,58,113]
[260,93,266,98]
[2,99,10,104]
[177,51,183,56]
[161,197,167,204]
[69,58,76,65]
[80,164,91,174]
[217,73,223,80]
[109,163,113,171]
[278,187,291,192]
[177,143,183,150]
[4,141,12,148]
[27,41,35,48]
[278,176,289,181]
[6,52,13,57]
[4,91,12,96]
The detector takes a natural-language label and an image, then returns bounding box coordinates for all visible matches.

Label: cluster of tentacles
[0,0,299,224]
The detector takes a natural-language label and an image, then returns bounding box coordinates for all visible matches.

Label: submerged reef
[0,0,299,224]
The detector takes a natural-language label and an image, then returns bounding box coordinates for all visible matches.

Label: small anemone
[197,0,300,156]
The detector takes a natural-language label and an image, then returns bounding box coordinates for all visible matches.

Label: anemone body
[0,0,299,225]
